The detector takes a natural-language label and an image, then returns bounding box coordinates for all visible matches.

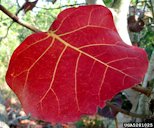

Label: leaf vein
[98,67,108,104]
[48,32,138,85]
[22,38,55,89]
[107,57,138,65]
[38,46,67,114]
[74,53,81,111]
[16,35,50,58]
[58,25,114,37]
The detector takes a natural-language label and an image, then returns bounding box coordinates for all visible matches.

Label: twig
[35,3,85,10]
[106,101,149,119]
[0,21,14,41]
[15,5,24,16]
[34,6,56,19]
[135,51,154,121]
[35,3,85,20]
[16,0,20,8]
[132,86,152,97]
[0,4,41,33]
[52,3,85,9]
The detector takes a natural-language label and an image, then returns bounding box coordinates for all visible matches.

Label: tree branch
[36,3,85,10]
[0,4,41,33]
[109,0,132,45]
[132,86,152,97]
[106,101,149,119]
[136,51,154,119]
[35,3,85,20]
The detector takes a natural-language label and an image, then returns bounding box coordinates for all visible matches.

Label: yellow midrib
[48,31,108,66]
[48,31,137,80]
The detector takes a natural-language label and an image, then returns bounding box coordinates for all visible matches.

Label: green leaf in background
[103,0,113,7]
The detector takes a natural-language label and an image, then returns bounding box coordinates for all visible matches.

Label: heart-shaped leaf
[6,5,148,123]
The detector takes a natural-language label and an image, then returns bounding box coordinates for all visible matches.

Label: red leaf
[6,5,148,123]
